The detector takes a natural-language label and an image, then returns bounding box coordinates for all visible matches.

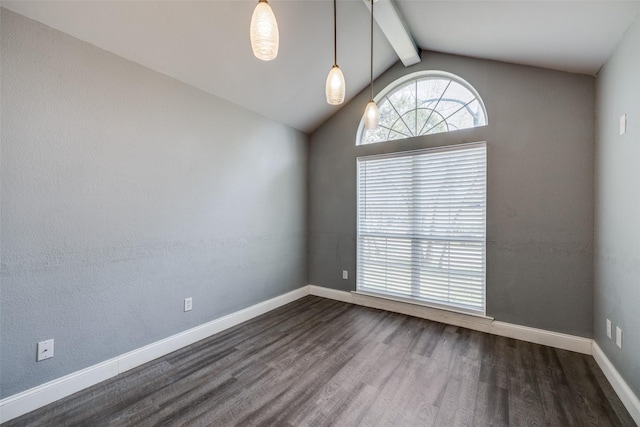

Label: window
[357,143,486,314]
[357,71,487,146]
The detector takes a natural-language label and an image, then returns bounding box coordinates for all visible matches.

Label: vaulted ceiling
[4,1,640,133]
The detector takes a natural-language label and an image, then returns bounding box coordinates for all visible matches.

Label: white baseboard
[490,321,592,355]
[0,285,310,424]
[308,284,353,303]
[592,341,640,425]
[0,359,120,425]
[311,286,494,331]
[308,285,592,355]
[3,285,632,424]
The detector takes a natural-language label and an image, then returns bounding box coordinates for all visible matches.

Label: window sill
[350,290,494,330]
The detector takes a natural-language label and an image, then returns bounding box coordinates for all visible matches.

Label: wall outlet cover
[619,114,627,135]
[342,270,348,280]
[37,339,54,362]
[606,319,612,339]
[616,326,622,349]
[184,297,193,312]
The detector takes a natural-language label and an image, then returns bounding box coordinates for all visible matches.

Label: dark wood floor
[5,296,635,426]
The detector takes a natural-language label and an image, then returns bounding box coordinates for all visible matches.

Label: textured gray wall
[0,9,308,398]
[309,52,595,337]
[595,16,640,397]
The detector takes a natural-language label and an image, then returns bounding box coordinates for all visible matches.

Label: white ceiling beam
[362,0,421,67]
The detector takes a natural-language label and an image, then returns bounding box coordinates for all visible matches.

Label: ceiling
[3,0,640,134]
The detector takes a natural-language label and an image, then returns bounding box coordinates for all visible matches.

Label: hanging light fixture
[363,0,379,129]
[250,0,279,61]
[326,0,345,105]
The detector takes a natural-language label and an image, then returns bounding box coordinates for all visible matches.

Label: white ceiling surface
[3,1,640,133]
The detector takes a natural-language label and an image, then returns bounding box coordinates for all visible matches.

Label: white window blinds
[357,142,486,314]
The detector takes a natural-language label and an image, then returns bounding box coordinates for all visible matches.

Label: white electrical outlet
[184,297,193,312]
[342,270,348,280]
[37,339,54,362]
[620,114,627,135]
[606,319,612,339]
[616,326,622,349]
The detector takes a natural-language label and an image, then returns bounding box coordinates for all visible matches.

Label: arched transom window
[358,71,487,145]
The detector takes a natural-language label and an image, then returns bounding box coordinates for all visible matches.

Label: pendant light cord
[333,0,337,66]
[370,0,374,102]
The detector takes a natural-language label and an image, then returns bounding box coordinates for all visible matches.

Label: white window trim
[356,70,488,146]
[356,141,487,316]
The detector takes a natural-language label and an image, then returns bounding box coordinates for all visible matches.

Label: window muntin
[358,71,487,145]
[356,142,487,314]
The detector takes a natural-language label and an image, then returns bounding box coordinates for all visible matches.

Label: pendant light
[326,0,345,105]
[250,0,279,61]
[363,0,379,130]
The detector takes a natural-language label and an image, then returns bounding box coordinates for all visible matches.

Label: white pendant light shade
[363,0,378,130]
[326,0,345,105]
[364,100,379,130]
[250,0,279,61]
[325,65,346,105]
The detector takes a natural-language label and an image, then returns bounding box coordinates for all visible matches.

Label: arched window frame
[356,70,488,145]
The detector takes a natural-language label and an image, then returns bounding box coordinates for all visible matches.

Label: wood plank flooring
[5,296,635,426]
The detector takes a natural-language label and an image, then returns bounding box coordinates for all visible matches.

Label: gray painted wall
[594,15,640,397]
[0,9,308,398]
[309,52,595,337]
